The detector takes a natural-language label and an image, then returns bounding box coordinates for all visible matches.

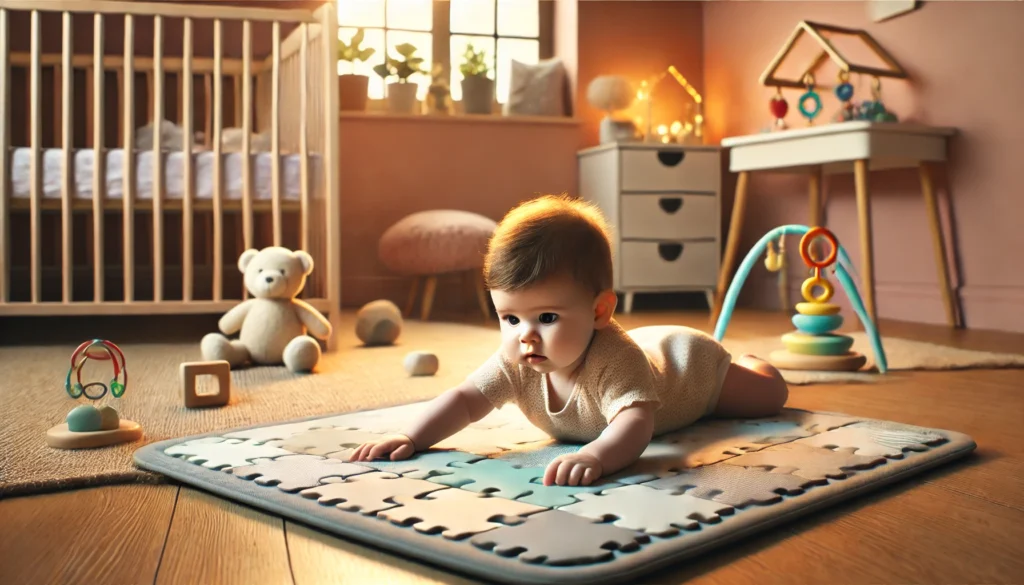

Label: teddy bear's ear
[295,250,314,276]
[238,248,259,273]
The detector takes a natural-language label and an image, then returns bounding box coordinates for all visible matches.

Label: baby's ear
[593,289,618,328]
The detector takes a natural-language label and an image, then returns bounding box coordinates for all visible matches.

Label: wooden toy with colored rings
[799,226,838,268]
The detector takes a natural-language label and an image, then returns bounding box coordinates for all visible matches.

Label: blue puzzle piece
[355,449,484,479]
[428,458,622,508]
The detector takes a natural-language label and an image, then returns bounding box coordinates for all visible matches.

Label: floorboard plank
[0,484,177,585]
[155,487,294,585]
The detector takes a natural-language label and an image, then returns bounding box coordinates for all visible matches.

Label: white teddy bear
[201,246,332,372]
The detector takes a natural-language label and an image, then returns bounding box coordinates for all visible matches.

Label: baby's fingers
[391,442,414,460]
[581,466,599,486]
[568,464,586,486]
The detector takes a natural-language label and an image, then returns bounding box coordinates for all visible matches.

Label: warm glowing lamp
[636,65,705,145]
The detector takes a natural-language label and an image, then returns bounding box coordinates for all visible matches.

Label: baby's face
[491,274,602,377]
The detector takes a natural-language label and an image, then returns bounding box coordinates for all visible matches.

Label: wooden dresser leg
[853,159,878,329]
[420,275,438,320]
[712,170,749,324]
[919,162,961,328]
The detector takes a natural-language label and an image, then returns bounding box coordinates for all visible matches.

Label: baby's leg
[712,355,789,418]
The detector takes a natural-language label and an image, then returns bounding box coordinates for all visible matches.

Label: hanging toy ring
[799,226,838,269]
[64,339,128,401]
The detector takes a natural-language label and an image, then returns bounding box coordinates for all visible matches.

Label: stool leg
[473,271,491,320]
[420,275,438,320]
[404,276,421,317]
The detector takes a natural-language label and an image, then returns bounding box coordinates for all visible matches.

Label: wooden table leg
[711,170,749,324]
[919,162,961,328]
[853,159,878,328]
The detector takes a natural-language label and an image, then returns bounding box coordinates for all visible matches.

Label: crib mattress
[8,147,322,202]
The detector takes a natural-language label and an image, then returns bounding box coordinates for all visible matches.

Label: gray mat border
[133,407,977,585]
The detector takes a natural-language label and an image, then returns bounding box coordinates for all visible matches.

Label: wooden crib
[0,0,342,346]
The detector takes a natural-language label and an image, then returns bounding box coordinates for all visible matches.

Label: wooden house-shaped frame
[760,20,909,89]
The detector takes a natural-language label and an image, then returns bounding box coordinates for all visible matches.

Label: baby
[350,194,789,486]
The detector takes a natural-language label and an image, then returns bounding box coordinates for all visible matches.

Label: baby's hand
[543,452,603,486]
[348,434,415,462]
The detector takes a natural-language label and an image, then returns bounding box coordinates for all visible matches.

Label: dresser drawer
[619,240,718,288]
[620,194,717,240]
[621,148,719,192]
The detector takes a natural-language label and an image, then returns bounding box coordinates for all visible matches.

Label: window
[337,0,551,106]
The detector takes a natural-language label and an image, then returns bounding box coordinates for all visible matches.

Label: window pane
[387,0,432,31]
[338,0,385,28]
[450,0,495,35]
[385,30,433,100]
[496,38,538,104]
[497,0,538,37]
[338,27,386,99]
[450,35,496,101]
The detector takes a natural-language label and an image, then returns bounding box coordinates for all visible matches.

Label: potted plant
[373,42,426,115]
[337,28,376,112]
[459,44,494,115]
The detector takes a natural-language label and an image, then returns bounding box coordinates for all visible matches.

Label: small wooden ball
[356,299,403,346]
[66,405,102,432]
[98,406,121,430]
[404,351,438,376]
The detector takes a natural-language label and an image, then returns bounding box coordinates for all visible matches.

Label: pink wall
[338,115,579,313]
[703,1,1024,332]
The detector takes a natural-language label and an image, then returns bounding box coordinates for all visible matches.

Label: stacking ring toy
[799,226,838,268]
[65,339,128,400]
[801,273,835,303]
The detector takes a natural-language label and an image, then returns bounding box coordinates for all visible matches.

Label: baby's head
[484,194,617,376]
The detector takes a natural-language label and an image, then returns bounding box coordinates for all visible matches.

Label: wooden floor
[1,309,1022,585]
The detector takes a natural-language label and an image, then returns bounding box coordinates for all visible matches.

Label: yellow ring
[801,275,834,303]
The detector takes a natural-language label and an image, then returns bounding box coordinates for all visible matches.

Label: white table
[712,121,961,329]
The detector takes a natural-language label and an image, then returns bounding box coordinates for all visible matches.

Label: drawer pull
[657,150,685,167]
[658,243,684,262]
[658,197,683,214]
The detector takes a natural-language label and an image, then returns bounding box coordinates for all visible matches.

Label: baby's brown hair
[484,193,613,295]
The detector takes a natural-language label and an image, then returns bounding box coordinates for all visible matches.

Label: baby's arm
[349,379,494,461]
[544,402,656,486]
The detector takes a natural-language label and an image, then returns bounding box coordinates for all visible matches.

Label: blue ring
[835,82,854,102]
[799,91,822,119]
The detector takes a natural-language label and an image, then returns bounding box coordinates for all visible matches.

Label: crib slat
[242,19,254,260]
[61,11,73,303]
[29,10,41,304]
[92,13,104,303]
[212,19,223,301]
[0,8,8,303]
[271,20,281,246]
[299,23,309,256]
[182,17,194,303]
[152,15,164,303]
[122,14,136,303]
[322,5,341,338]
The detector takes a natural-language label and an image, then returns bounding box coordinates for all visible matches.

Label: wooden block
[181,360,231,408]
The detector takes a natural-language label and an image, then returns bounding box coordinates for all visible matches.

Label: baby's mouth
[524,353,548,365]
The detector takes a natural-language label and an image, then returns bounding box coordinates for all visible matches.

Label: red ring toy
[799,226,838,269]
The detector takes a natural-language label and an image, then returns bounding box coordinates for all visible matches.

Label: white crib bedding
[9,147,322,202]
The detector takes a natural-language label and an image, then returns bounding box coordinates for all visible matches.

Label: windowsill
[339,110,582,126]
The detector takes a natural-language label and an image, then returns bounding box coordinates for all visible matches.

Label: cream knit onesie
[468,319,733,443]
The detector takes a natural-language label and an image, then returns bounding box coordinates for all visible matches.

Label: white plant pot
[461,76,494,115]
[387,82,419,115]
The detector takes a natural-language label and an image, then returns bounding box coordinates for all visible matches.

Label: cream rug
[723,332,1024,385]
[1,319,1021,497]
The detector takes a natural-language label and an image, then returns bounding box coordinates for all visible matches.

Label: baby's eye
[539,313,558,324]
[503,315,520,326]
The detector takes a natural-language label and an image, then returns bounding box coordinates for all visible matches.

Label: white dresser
[577,143,722,313]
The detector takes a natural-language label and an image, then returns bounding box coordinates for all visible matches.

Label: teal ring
[799,91,822,119]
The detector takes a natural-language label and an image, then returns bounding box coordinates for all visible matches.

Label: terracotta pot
[461,75,494,115]
[338,74,369,111]
[386,82,419,115]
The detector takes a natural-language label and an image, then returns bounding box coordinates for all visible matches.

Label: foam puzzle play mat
[134,401,976,584]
